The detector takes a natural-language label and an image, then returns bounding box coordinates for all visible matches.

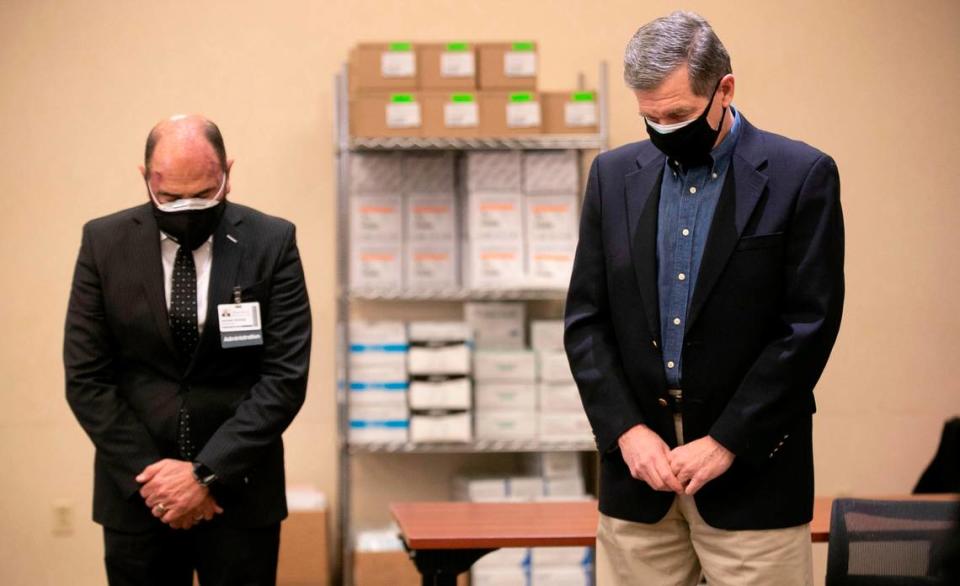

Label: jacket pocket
[735,232,785,251]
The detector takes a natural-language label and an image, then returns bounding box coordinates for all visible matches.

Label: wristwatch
[192,462,218,488]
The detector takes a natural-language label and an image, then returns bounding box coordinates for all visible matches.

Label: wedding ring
[156,503,167,513]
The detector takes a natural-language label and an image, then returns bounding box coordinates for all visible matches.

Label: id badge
[218,302,263,348]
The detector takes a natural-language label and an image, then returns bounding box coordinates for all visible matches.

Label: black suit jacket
[64,201,311,531]
[564,116,844,530]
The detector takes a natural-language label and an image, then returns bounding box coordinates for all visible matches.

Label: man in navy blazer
[564,12,844,585]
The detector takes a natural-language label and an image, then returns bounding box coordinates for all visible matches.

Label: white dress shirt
[160,233,213,333]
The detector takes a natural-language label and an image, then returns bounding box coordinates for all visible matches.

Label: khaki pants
[595,413,812,586]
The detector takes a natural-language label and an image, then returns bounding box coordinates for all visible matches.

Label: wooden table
[391,495,958,585]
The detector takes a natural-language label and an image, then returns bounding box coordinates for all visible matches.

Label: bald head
[140,115,232,205]
[143,115,227,178]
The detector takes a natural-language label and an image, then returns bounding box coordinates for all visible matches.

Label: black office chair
[826,498,959,586]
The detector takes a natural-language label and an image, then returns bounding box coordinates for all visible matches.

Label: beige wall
[1,0,958,584]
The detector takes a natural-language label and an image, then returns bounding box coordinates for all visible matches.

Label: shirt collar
[667,105,741,174]
[160,232,213,248]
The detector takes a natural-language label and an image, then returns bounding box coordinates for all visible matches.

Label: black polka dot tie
[170,245,199,459]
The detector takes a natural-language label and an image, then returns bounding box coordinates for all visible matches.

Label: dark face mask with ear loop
[644,77,727,168]
[147,173,228,251]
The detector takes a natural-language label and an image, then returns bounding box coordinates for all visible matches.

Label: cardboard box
[348,419,409,443]
[479,91,542,136]
[524,194,579,242]
[538,382,582,412]
[464,240,525,289]
[530,547,592,568]
[410,411,472,442]
[475,410,537,440]
[405,242,459,290]
[406,193,457,241]
[454,476,509,502]
[465,302,526,350]
[421,91,481,137]
[349,42,418,94]
[402,153,456,195]
[478,42,538,90]
[472,567,529,586]
[537,350,575,384]
[350,92,422,138]
[523,150,579,194]
[542,91,599,135]
[542,475,587,498]
[526,241,576,289]
[476,383,537,412]
[507,476,545,501]
[408,321,472,342]
[417,42,477,90]
[530,565,592,586]
[277,505,329,586]
[350,245,403,289]
[467,192,524,241]
[464,151,523,193]
[351,194,403,243]
[348,382,409,408]
[530,320,565,352]
[474,351,537,383]
[353,551,432,586]
[350,152,404,195]
[408,343,471,375]
[526,452,583,479]
[538,411,592,441]
[409,377,472,410]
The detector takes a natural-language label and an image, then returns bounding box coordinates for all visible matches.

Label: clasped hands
[618,424,734,495]
[136,459,223,530]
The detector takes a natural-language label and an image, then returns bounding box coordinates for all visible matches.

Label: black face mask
[152,201,225,251]
[644,78,727,168]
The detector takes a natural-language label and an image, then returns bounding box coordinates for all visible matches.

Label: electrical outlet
[52,500,74,537]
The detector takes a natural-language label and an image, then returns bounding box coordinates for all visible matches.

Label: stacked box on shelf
[532,321,591,442]
[349,153,404,290]
[349,42,423,138]
[474,350,538,440]
[348,321,410,444]
[541,91,599,135]
[523,151,580,289]
[462,151,525,288]
[408,321,473,442]
[465,301,526,351]
[404,152,459,289]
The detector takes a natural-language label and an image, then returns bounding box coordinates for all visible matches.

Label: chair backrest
[826,498,958,586]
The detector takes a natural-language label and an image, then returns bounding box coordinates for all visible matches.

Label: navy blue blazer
[564,116,844,530]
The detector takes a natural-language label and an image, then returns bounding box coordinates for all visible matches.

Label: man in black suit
[565,11,844,585]
[64,114,312,585]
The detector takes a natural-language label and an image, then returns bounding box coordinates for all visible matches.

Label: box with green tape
[417,42,477,91]
[477,41,538,91]
[349,42,418,94]
[542,90,598,134]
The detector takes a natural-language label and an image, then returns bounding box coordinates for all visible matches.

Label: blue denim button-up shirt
[657,107,741,387]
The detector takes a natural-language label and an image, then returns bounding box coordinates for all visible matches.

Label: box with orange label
[466,192,523,241]
[526,241,576,289]
[349,42,418,94]
[524,194,579,242]
[417,42,477,90]
[405,193,458,289]
[350,92,423,138]
[350,194,403,289]
[542,91,599,134]
[479,91,542,136]
[421,92,480,138]
[464,241,525,289]
[478,41,538,90]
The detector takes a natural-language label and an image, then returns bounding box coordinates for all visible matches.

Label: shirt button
[667,361,675,369]
[658,398,669,408]
[689,186,697,195]
[678,273,686,281]
[712,172,718,179]
[681,228,690,236]
[673,317,681,326]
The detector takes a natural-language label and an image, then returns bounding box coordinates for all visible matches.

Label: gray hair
[624,11,732,97]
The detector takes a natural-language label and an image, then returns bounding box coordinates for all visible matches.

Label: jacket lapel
[131,204,179,360]
[685,119,769,334]
[625,149,666,342]
[186,203,245,375]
